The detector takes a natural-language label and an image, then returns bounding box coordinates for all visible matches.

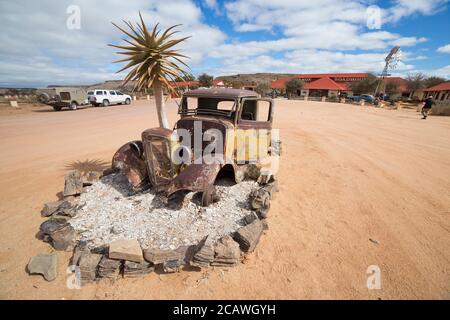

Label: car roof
[183,87,259,99]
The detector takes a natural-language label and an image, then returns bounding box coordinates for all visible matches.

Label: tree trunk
[153,80,170,129]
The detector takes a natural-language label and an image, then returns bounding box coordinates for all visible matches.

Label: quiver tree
[110,13,190,129]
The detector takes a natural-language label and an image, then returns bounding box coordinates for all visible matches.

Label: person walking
[421,96,435,119]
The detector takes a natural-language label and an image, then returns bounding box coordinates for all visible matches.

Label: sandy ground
[0,99,449,300]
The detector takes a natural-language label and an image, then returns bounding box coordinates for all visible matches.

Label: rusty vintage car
[112,87,279,206]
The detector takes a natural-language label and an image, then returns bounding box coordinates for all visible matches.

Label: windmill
[374,46,402,97]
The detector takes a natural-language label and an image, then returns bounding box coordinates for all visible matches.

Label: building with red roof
[271,73,368,97]
[271,73,414,99]
[424,82,450,103]
[169,80,200,88]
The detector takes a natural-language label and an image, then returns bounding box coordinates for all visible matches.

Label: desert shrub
[256,82,271,96]
[285,78,304,98]
[198,73,214,87]
[350,73,377,95]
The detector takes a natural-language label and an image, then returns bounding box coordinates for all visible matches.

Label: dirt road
[0,100,449,299]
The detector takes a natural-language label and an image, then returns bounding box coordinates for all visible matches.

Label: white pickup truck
[88,89,132,107]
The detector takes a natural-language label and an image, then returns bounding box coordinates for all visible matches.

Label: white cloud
[437,44,450,54]
[429,65,450,78]
[0,0,226,87]
[204,0,218,10]
[206,49,417,77]
[388,0,449,22]
[406,65,450,79]
[221,0,428,56]
[0,0,446,86]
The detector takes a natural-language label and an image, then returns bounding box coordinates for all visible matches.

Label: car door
[108,91,118,104]
[94,90,103,103]
[236,98,273,164]
[115,91,125,103]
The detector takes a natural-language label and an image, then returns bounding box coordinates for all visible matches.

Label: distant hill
[1,73,295,93]
[88,74,294,90]
[215,73,296,85]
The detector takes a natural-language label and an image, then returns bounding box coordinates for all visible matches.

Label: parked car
[88,89,132,107]
[347,94,375,104]
[37,87,89,111]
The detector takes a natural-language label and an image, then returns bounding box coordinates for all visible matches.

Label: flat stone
[71,242,88,266]
[123,260,154,278]
[82,171,101,186]
[233,219,263,253]
[243,212,258,225]
[143,246,191,265]
[63,170,83,196]
[249,181,277,218]
[90,244,109,255]
[63,196,80,206]
[41,200,64,217]
[53,200,77,217]
[50,225,76,251]
[109,239,143,262]
[78,252,102,283]
[39,219,67,235]
[50,213,72,224]
[98,255,122,279]
[191,237,214,267]
[162,260,182,273]
[212,236,241,267]
[27,253,57,281]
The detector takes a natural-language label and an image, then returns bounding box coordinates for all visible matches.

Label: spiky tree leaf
[110,13,190,93]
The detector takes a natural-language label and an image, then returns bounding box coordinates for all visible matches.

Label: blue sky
[0,0,449,87]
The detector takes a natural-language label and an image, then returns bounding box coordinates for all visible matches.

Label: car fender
[166,163,221,197]
[112,140,149,191]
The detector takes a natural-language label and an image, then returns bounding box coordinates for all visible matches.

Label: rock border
[32,166,277,284]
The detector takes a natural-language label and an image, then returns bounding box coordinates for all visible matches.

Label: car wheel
[125,98,131,105]
[102,99,109,107]
[70,102,77,110]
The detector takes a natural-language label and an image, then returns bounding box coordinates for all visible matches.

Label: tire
[125,98,131,105]
[70,102,78,110]
[53,106,62,111]
[102,99,109,107]
[38,93,50,104]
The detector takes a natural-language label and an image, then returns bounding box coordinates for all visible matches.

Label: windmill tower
[375,46,401,96]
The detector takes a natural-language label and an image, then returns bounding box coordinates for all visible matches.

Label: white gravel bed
[69,173,257,250]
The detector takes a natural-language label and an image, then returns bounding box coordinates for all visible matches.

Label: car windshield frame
[179,97,238,119]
